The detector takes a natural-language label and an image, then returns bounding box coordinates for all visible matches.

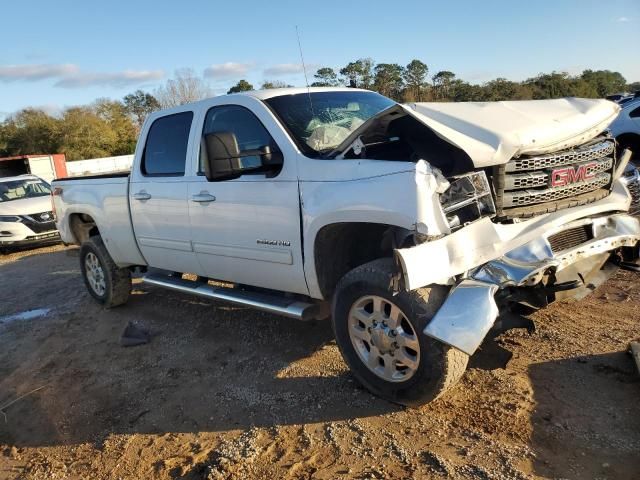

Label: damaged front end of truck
[338,98,640,356]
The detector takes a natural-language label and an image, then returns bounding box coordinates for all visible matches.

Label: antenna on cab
[295,25,315,115]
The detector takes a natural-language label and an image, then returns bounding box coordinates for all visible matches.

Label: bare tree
[261,80,292,89]
[155,69,213,108]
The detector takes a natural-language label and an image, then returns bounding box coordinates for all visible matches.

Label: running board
[141,273,329,321]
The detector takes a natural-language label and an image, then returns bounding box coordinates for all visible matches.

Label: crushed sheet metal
[414,160,451,237]
[424,280,499,355]
[422,214,639,355]
[405,98,620,168]
[395,179,633,291]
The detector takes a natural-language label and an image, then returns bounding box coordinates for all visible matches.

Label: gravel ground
[0,244,638,479]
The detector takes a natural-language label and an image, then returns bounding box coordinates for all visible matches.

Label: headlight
[0,215,21,223]
[439,171,495,229]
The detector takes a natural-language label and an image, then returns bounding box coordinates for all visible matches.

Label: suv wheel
[79,236,131,308]
[332,258,468,407]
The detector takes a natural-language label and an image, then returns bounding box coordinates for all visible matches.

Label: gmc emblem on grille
[550,162,597,187]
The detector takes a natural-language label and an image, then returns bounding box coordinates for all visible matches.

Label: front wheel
[79,236,131,308]
[332,258,468,407]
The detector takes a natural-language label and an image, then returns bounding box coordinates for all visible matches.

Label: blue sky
[1,0,639,117]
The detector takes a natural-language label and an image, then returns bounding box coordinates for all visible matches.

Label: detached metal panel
[27,156,56,182]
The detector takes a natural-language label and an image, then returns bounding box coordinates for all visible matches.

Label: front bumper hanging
[423,214,640,355]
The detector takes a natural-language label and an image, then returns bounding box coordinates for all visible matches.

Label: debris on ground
[120,321,150,347]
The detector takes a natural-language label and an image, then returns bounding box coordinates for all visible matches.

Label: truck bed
[54,171,130,181]
[52,175,146,266]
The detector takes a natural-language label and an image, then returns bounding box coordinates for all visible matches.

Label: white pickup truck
[52,87,640,406]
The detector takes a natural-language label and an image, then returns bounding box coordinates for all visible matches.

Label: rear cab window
[142,112,194,176]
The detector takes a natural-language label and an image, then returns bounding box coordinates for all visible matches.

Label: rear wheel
[332,258,468,407]
[79,236,131,308]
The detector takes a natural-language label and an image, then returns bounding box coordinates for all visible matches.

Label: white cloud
[55,70,164,88]
[0,63,79,82]
[263,63,305,76]
[263,63,321,77]
[617,16,631,22]
[204,62,253,79]
[0,63,164,89]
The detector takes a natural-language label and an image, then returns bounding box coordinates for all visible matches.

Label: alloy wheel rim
[347,295,420,382]
[85,252,106,296]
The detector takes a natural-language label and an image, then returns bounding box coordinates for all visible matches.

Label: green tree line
[2,62,638,161]
[0,90,159,160]
[229,59,638,103]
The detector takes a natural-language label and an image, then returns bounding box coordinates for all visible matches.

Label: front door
[188,104,308,295]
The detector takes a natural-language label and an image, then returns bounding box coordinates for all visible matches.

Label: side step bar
[141,273,329,321]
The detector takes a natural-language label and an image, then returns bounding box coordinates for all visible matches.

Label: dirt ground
[0,244,638,480]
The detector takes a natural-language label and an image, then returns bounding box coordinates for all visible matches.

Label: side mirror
[203,131,284,181]
[203,132,243,181]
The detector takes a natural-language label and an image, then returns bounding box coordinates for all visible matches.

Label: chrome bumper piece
[424,214,640,355]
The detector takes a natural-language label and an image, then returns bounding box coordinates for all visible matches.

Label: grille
[629,181,640,214]
[506,140,614,172]
[504,157,613,190]
[624,166,640,214]
[20,211,56,234]
[547,225,593,253]
[493,137,616,218]
[503,173,611,207]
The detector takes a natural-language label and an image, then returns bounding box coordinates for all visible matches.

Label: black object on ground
[120,321,150,347]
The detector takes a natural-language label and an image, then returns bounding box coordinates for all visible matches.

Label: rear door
[129,110,203,274]
[187,102,308,295]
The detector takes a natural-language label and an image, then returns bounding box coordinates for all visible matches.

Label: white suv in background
[610,98,640,212]
[611,97,640,159]
[0,175,60,252]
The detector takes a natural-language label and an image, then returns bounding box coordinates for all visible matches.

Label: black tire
[79,236,131,308]
[332,258,468,407]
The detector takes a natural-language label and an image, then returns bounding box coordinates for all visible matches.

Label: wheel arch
[69,212,100,244]
[311,221,414,300]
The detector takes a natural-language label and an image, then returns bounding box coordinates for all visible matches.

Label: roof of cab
[233,86,371,100]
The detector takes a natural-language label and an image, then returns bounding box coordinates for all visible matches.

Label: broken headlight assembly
[439,171,496,230]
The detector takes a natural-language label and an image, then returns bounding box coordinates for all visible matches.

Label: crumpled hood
[0,196,51,216]
[404,98,620,167]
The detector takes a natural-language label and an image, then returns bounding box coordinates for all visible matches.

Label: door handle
[191,192,216,203]
[132,191,152,201]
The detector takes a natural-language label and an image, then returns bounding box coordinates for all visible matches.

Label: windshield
[0,178,51,203]
[265,91,396,156]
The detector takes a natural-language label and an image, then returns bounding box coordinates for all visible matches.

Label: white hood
[0,196,52,216]
[405,98,620,167]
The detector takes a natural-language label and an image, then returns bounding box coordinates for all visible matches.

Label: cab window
[200,105,281,174]
[142,112,193,176]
